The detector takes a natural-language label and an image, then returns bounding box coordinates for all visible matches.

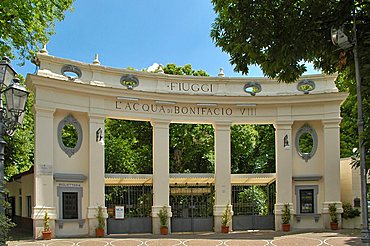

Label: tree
[211,0,357,82]
[105,119,152,174]
[211,0,370,163]
[0,0,73,62]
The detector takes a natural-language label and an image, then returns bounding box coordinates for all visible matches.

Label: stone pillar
[322,119,342,228]
[32,105,56,239]
[151,119,171,234]
[213,122,232,232]
[87,114,107,236]
[274,121,293,230]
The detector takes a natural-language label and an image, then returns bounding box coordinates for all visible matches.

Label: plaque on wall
[37,164,53,175]
[115,206,125,219]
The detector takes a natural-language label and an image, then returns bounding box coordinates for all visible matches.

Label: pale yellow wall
[340,158,360,204]
[5,173,34,217]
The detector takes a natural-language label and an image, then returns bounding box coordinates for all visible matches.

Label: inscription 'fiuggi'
[167,82,213,93]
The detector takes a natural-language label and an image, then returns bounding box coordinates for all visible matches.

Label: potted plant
[329,203,339,230]
[42,210,52,240]
[157,205,169,235]
[95,205,105,237]
[281,203,291,232]
[221,203,232,233]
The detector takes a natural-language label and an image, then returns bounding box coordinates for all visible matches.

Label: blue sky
[14,0,318,78]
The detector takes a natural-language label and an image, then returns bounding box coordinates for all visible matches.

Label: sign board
[367,169,370,184]
[37,164,52,175]
[115,206,125,219]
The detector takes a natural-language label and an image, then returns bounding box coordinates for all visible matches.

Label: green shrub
[342,202,360,219]
[282,204,291,224]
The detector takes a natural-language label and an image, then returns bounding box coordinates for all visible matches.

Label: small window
[27,196,32,217]
[296,185,318,215]
[299,189,314,213]
[62,192,78,219]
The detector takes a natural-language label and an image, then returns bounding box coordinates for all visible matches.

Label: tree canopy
[211,0,365,83]
[211,0,370,164]
[0,0,73,62]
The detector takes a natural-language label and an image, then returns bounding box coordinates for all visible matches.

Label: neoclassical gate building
[23,51,347,238]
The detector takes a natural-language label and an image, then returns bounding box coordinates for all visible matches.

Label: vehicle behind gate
[105,185,153,234]
[170,185,214,232]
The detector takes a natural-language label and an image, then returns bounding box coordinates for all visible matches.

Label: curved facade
[26,52,347,238]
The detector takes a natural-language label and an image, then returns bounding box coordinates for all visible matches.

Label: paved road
[8,230,362,246]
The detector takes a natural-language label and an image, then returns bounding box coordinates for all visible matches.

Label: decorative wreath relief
[243,82,262,96]
[120,74,139,89]
[61,64,82,80]
[58,114,83,157]
[295,124,318,162]
[297,80,315,94]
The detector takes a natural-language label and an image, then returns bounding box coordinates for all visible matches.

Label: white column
[274,122,293,231]
[213,121,232,232]
[151,119,171,234]
[322,119,342,228]
[33,105,56,239]
[87,114,107,236]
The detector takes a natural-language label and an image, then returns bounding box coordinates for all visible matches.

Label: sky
[14,0,318,78]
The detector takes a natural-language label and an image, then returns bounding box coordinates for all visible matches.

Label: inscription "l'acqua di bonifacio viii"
[115,101,257,116]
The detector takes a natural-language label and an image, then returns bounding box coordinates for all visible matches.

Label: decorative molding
[57,114,83,157]
[61,64,82,79]
[54,173,87,182]
[297,79,315,94]
[295,185,319,216]
[295,214,320,223]
[295,124,318,162]
[56,219,85,229]
[292,175,322,181]
[243,82,262,96]
[57,186,83,221]
[120,74,139,89]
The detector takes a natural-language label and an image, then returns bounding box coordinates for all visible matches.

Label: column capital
[213,121,232,130]
[88,113,105,124]
[322,119,341,129]
[150,119,170,128]
[274,121,293,130]
[33,105,55,117]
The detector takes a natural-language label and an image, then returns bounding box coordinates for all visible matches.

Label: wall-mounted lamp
[96,128,103,142]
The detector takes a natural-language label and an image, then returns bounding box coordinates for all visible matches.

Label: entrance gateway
[26,51,347,238]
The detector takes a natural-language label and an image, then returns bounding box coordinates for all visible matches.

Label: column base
[152,205,172,234]
[214,204,233,233]
[87,206,108,236]
[274,203,294,231]
[32,206,56,239]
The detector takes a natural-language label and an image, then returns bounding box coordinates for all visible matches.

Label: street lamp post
[0,57,29,243]
[331,5,370,244]
[352,13,370,245]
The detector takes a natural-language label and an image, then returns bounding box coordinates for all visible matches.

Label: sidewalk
[8,229,362,245]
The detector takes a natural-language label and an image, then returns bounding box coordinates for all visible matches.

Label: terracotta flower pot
[221,225,229,233]
[42,230,52,240]
[282,223,290,232]
[160,226,168,235]
[96,228,105,237]
[330,222,338,230]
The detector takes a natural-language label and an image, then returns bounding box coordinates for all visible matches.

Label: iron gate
[105,185,152,234]
[170,186,214,232]
[232,183,275,230]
